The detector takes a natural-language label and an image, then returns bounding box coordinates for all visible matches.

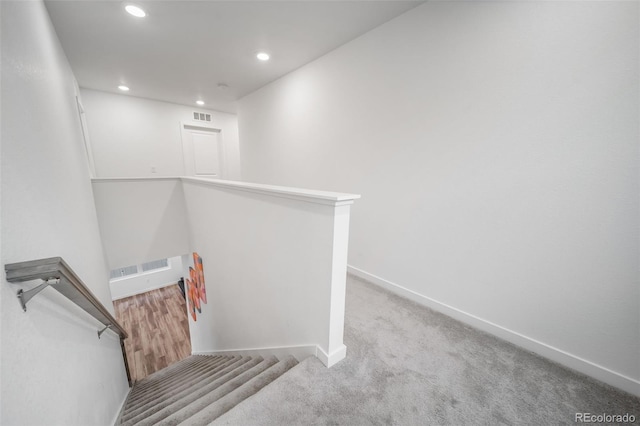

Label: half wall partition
[92,177,359,367]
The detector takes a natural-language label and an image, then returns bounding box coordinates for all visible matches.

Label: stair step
[134,355,212,388]
[127,356,266,426]
[125,356,235,410]
[119,353,300,426]
[153,356,279,426]
[122,356,243,421]
[129,356,223,397]
[127,357,240,409]
[121,356,252,425]
[131,356,214,395]
[179,355,299,426]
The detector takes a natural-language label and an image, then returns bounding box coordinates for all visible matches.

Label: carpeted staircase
[118,354,298,426]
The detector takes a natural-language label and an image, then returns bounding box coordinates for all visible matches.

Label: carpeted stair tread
[135,356,205,385]
[134,355,213,390]
[179,355,299,426]
[128,356,266,426]
[124,356,237,410]
[122,356,243,421]
[153,356,280,426]
[124,356,240,414]
[121,356,253,425]
[128,356,226,400]
[119,354,299,425]
[129,356,214,398]
[126,360,224,409]
[119,357,215,424]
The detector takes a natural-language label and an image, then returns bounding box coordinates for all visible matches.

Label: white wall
[1,2,130,424]
[92,178,191,270]
[181,178,356,366]
[237,2,639,394]
[80,89,241,179]
[110,256,184,300]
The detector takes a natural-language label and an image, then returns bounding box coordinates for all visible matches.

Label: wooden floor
[114,284,192,382]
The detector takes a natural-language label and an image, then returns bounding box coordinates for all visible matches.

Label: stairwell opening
[113,265,192,382]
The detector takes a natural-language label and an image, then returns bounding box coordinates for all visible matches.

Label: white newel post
[322,202,354,367]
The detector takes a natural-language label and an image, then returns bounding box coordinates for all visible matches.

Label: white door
[181,125,223,178]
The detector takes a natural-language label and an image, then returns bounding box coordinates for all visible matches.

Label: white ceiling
[45,1,423,113]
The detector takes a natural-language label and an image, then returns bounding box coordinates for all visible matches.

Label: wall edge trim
[347,265,640,397]
[316,344,347,368]
[192,344,318,363]
[111,280,179,301]
[110,386,131,426]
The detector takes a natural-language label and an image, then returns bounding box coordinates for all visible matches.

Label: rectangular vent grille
[141,258,168,272]
[109,265,138,280]
[193,112,212,122]
[109,258,169,281]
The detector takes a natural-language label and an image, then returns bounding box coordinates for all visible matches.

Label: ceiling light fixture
[125,4,146,18]
[256,52,270,61]
[196,100,205,106]
[118,85,130,91]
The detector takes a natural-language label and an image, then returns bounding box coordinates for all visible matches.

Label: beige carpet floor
[214,274,639,425]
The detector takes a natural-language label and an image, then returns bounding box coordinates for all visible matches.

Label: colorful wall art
[187,252,207,321]
[193,252,207,304]
[189,267,201,313]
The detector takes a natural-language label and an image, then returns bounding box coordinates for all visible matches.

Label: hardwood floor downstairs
[114,284,191,382]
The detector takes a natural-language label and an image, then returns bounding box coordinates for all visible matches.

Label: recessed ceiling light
[118,85,130,91]
[125,4,146,18]
[196,100,205,106]
[256,52,270,61]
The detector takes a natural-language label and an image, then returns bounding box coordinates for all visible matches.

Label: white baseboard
[316,344,347,367]
[111,280,179,300]
[193,344,318,363]
[347,265,640,397]
[111,386,130,426]
[194,343,348,368]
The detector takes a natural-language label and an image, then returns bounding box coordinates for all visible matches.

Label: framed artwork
[186,253,207,321]
[189,267,201,313]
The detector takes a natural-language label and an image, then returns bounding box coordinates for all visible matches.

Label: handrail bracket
[17,278,60,312]
[97,324,112,339]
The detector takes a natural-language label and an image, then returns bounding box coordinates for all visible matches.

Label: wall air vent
[109,265,138,280]
[193,112,212,122]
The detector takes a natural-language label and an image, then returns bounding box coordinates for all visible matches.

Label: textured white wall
[92,178,191,269]
[0,2,129,424]
[80,89,241,179]
[237,1,639,393]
